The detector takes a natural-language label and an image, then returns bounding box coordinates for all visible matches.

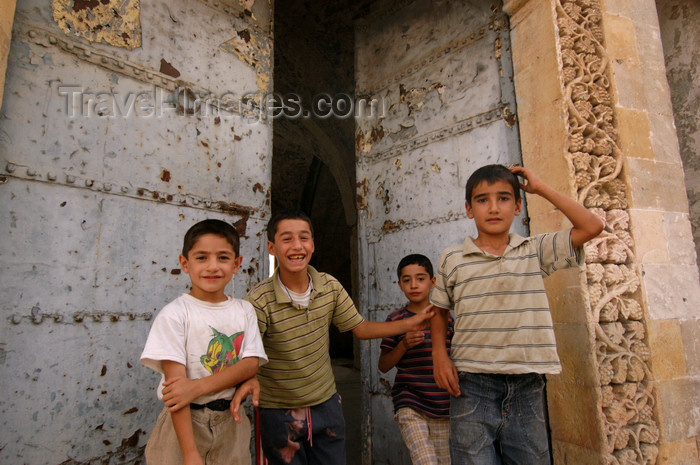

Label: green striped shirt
[431,230,583,375]
[245,266,365,408]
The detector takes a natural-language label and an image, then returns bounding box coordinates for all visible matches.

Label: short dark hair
[397,254,434,279]
[182,219,240,257]
[266,209,314,242]
[465,164,521,206]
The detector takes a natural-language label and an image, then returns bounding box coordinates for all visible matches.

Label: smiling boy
[238,209,435,465]
[430,164,604,464]
[140,219,267,465]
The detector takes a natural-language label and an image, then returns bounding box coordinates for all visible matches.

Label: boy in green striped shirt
[170,209,434,465]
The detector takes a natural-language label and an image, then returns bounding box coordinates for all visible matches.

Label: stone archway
[505,1,700,463]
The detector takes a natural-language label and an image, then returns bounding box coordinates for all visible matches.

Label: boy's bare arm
[431,307,460,396]
[230,376,260,424]
[162,357,259,412]
[352,304,434,340]
[162,360,204,465]
[510,165,604,248]
[377,331,424,373]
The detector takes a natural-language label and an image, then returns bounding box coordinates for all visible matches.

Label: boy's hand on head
[231,377,260,424]
[509,165,545,195]
[162,377,201,412]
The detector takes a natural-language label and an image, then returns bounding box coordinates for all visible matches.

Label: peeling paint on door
[52,0,142,50]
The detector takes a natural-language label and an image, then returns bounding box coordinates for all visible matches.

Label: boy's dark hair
[465,164,521,206]
[182,219,240,257]
[266,209,314,242]
[397,254,434,279]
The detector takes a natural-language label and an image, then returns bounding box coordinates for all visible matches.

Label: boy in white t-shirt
[141,219,267,465]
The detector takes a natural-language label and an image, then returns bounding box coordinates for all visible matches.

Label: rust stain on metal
[431,162,441,173]
[381,219,405,232]
[400,82,445,113]
[123,407,138,415]
[171,269,181,275]
[160,170,171,182]
[159,58,181,78]
[357,126,386,153]
[393,157,402,169]
[217,201,251,218]
[356,177,368,210]
[253,182,264,193]
[220,27,272,93]
[503,106,517,128]
[52,0,142,50]
[232,216,249,237]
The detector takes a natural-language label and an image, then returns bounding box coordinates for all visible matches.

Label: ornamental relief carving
[555,1,659,464]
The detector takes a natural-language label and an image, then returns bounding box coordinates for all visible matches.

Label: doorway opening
[271,1,367,459]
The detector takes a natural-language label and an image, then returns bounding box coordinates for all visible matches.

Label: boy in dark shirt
[379,254,454,465]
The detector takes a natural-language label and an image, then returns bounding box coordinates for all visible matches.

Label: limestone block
[545,267,590,325]
[628,210,670,264]
[648,319,689,380]
[663,212,698,266]
[649,111,684,166]
[641,263,700,320]
[615,107,653,160]
[658,377,700,442]
[552,322,599,385]
[610,59,646,111]
[547,377,605,449]
[551,439,607,465]
[0,0,16,111]
[625,158,689,212]
[629,210,696,265]
[681,318,700,377]
[602,13,640,63]
[656,437,700,465]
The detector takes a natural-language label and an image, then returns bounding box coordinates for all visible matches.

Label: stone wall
[505,0,700,463]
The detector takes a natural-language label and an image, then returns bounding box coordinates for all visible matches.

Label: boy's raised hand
[406,304,435,331]
[510,164,604,247]
[509,165,544,195]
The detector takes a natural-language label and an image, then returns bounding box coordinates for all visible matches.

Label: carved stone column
[504,0,700,464]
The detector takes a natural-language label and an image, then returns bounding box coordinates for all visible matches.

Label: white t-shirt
[141,293,267,404]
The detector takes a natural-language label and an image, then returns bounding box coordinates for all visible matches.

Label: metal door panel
[355,1,523,463]
[0,0,272,462]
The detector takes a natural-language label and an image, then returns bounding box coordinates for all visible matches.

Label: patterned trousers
[395,407,451,465]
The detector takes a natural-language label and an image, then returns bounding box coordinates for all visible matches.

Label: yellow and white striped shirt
[431,230,583,375]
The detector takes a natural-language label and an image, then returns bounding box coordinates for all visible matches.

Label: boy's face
[267,219,315,276]
[398,264,435,307]
[466,179,522,237]
[179,233,242,303]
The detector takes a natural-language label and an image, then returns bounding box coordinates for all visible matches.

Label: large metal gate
[354,1,525,463]
[0,1,272,463]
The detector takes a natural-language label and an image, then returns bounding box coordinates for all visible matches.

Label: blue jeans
[259,393,346,465]
[450,373,551,465]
